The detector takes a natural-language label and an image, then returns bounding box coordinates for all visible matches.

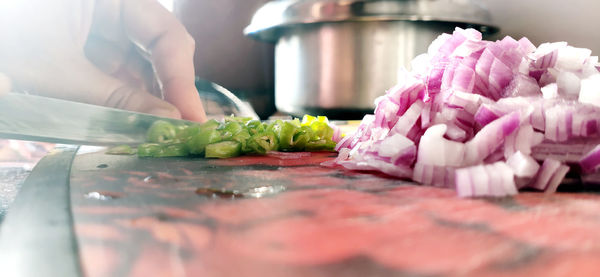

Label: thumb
[0,73,11,96]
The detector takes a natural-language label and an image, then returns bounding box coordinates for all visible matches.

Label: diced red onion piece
[541,83,558,99]
[506,151,540,178]
[334,135,352,152]
[544,106,561,141]
[504,124,543,158]
[485,164,504,196]
[497,162,518,196]
[544,165,570,194]
[474,104,501,127]
[556,46,592,71]
[580,144,600,173]
[451,63,476,93]
[578,74,600,107]
[530,42,566,69]
[556,71,581,99]
[337,158,413,179]
[531,138,600,163]
[455,170,473,197]
[417,124,465,167]
[377,134,416,165]
[518,37,536,55]
[470,165,490,195]
[331,124,343,143]
[484,148,505,163]
[413,163,455,188]
[455,162,516,197]
[581,56,600,76]
[390,100,424,137]
[503,74,541,97]
[530,158,562,190]
[445,90,492,114]
[464,111,520,165]
[488,59,513,99]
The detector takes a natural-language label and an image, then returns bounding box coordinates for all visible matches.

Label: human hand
[0,0,206,122]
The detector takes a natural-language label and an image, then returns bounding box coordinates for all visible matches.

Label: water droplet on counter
[84,191,122,200]
[243,185,286,198]
[97,164,108,169]
[143,176,153,182]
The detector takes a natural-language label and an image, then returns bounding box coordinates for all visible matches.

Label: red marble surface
[69,150,600,277]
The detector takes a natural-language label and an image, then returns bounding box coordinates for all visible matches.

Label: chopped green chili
[106,145,136,155]
[129,115,337,158]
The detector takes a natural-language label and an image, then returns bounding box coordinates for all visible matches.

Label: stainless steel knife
[0,92,194,145]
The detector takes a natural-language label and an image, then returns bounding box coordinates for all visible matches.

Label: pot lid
[244,0,499,42]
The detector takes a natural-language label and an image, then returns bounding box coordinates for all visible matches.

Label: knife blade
[0,92,193,145]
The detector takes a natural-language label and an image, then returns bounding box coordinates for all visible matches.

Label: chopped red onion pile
[329,28,600,197]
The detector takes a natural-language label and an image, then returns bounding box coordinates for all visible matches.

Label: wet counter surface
[4,146,600,276]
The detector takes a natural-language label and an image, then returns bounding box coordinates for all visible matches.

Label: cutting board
[3,146,600,276]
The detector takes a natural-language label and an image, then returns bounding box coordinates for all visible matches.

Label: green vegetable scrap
[106,144,136,155]
[120,115,338,159]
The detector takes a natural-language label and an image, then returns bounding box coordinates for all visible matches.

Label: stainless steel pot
[245,0,499,119]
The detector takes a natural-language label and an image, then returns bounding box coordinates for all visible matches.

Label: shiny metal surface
[273,20,469,117]
[246,0,498,118]
[0,145,81,277]
[245,0,498,42]
[0,82,260,145]
[0,93,191,146]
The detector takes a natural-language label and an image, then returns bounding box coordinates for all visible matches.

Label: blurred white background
[480,0,600,53]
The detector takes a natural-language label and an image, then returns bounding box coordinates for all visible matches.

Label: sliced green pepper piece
[219,121,244,140]
[277,121,298,150]
[232,129,252,153]
[246,120,266,135]
[106,145,136,155]
[247,131,279,154]
[222,121,244,135]
[137,143,162,157]
[309,121,334,140]
[305,139,337,151]
[146,120,177,143]
[301,114,316,126]
[176,124,198,141]
[186,128,222,154]
[290,126,313,151]
[301,114,329,125]
[154,143,189,157]
[205,141,242,158]
[225,116,253,124]
[201,119,221,130]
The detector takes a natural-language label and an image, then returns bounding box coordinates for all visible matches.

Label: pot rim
[245,0,499,43]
